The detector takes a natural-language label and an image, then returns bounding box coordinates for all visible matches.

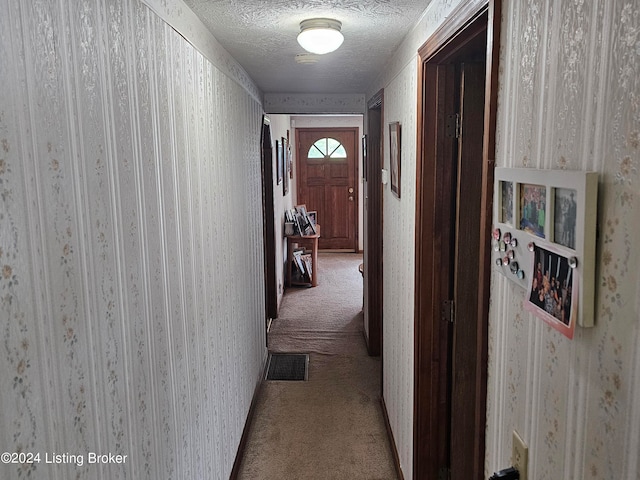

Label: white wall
[0,1,266,479]
[487,1,640,479]
[368,0,640,479]
[366,1,464,478]
[268,115,293,308]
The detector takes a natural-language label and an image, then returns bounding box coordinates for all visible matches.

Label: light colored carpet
[237,253,398,480]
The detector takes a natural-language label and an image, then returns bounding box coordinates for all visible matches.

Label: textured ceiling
[183,0,433,94]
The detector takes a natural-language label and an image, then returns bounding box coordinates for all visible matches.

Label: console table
[286,225,320,287]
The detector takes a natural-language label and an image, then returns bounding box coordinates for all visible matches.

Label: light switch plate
[381,168,389,185]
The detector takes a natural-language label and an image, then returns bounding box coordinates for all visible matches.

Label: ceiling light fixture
[297,18,344,55]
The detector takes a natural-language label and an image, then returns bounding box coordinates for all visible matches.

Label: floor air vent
[265,353,309,381]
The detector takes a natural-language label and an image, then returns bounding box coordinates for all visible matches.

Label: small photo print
[526,245,576,338]
[500,180,514,225]
[519,183,546,238]
[553,188,577,249]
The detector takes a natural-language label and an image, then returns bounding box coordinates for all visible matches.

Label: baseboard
[229,351,269,479]
[380,395,405,480]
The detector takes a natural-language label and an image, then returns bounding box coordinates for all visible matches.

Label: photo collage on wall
[492,168,598,338]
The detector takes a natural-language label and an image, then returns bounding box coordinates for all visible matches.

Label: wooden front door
[296,128,358,250]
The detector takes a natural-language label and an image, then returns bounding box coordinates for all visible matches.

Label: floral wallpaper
[368,0,640,478]
[367,1,466,478]
[380,59,418,479]
[0,1,266,479]
[488,1,640,479]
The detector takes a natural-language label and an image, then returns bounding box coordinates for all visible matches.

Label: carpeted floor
[236,252,398,480]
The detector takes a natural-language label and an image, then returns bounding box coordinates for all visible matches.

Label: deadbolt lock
[348,187,354,193]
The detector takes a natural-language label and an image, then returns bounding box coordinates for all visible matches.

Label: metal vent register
[265,353,309,381]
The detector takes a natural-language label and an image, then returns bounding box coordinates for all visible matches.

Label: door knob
[349,196,354,201]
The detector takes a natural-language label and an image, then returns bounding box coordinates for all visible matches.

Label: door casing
[413,1,501,479]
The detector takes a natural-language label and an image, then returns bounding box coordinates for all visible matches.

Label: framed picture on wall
[553,187,577,249]
[492,167,598,333]
[276,139,283,185]
[499,180,514,225]
[389,122,401,198]
[525,244,577,338]
[282,137,289,195]
[362,134,367,181]
[519,183,546,238]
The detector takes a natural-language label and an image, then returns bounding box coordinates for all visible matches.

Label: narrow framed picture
[282,137,289,195]
[362,134,367,180]
[389,122,401,198]
[276,139,283,185]
[307,211,317,226]
[499,180,514,225]
[519,183,546,238]
[553,187,577,249]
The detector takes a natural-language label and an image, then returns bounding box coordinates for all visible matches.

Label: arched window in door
[307,137,347,159]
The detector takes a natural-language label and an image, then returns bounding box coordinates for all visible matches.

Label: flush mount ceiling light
[297,18,344,55]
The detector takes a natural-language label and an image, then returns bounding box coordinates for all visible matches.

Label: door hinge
[441,299,455,323]
[438,466,451,480]
[446,113,460,138]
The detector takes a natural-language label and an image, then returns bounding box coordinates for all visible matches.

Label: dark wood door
[365,93,383,357]
[449,61,487,480]
[414,3,499,478]
[261,117,278,322]
[297,128,358,250]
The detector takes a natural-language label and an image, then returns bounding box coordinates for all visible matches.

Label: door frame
[364,90,384,357]
[296,127,359,252]
[260,116,278,324]
[413,1,501,479]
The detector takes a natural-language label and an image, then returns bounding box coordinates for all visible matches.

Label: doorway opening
[413,1,501,479]
[261,115,364,345]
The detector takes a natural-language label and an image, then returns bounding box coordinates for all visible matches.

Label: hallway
[237,253,397,479]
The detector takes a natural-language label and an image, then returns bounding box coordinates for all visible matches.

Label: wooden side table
[286,225,320,287]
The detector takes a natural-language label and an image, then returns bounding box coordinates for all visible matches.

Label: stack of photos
[285,204,316,236]
[292,249,312,284]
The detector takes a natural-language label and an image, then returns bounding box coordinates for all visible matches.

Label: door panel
[261,117,277,321]
[364,92,383,357]
[328,185,350,238]
[450,61,486,480]
[297,128,358,250]
[330,162,349,179]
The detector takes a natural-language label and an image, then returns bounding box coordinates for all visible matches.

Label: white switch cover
[381,169,389,185]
